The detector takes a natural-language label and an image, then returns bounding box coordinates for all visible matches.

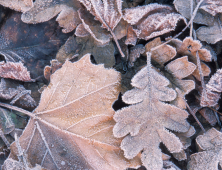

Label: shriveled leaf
[44,60,62,81]
[201,69,222,107]
[145,38,196,109]
[199,108,217,126]
[174,0,215,26]
[123,3,186,41]
[128,44,145,67]
[0,79,36,109]
[169,37,212,81]
[8,54,141,170]
[0,12,69,78]
[188,128,222,170]
[199,0,222,16]
[0,0,33,12]
[0,61,31,81]
[196,20,222,44]
[113,53,190,170]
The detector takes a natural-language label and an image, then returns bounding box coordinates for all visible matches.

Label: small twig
[190,0,194,37]
[0,129,10,148]
[0,102,34,118]
[150,0,205,52]
[207,106,222,116]
[185,102,206,132]
[110,30,125,58]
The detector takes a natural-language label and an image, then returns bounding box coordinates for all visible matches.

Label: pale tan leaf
[169,37,212,81]
[201,69,222,107]
[20,0,82,33]
[123,3,186,41]
[0,0,33,12]
[113,53,190,170]
[8,54,141,170]
[188,128,222,170]
[0,61,31,81]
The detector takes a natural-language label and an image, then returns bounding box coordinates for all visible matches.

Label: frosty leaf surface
[123,3,186,41]
[188,128,222,170]
[145,38,196,109]
[0,0,33,12]
[8,54,141,170]
[0,61,31,81]
[113,53,190,170]
[199,0,222,16]
[201,69,222,107]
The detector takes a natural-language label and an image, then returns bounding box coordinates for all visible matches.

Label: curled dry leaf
[113,53,190,170]
[187,128,222,170]
[145,37,196,109]
[128,44,145,67]
[123,3,186,42]
[0,61,31,82]
[8,54,141,170]
[201,69,222,107]
[44,60,62,81]
[168,37,212,81]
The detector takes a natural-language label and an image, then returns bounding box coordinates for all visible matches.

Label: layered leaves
[7,54,140,170]
[113,53,190,170]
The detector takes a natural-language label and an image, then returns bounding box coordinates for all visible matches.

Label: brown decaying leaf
[201,69,222,107]
[169,37,212,81]
[7,54,141,170]
[145,37,196,109]
[0,0,33,12]
[187,128,222,170]
[113,53,190,170]
[44,60,62,81]
[123,3,186,41]
[0,61,31,81]
[0,78,36,108]
[128,44,145,67]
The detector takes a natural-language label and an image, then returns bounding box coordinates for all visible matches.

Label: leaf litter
[0,0,221,170]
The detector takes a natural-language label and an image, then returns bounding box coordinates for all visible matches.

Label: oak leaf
[7,54,141,170]
[201,69,222,107]
[123,3,186,42]
[145,37,196,109]
[187,128,222,170]
[113,53,190,170]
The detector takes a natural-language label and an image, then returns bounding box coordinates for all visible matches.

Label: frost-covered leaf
[199,0,222,16]
[201,69,222,107]
[128,44,145,67]
[145,37,196,109]
[0,61,31,81]
[196,19,222,44]
[169,37,212,81]
[113,53,190,170]
[188,128,222,170]
[123,3,186,41]
[8,54,141,170]
[44,60,62,81]
[0,0,33,12]
[0,79,36,109]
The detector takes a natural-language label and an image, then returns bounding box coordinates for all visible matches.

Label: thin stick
[0,102,34,118]
[150,0,205,52]
[185,102,206,132]
[190,0,194,37]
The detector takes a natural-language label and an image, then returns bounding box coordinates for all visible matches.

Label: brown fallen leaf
[0,61,31,81]
[145,37,196,109]
[7,54,141,170]
[44,60,63,81]
[199,0,222,16]
[128,44,145,67]
[168,37,212,81]
[201,69,222,107]
[123,3,186,41]
[113,53,190,170]
[0,0,33,12]
[187,128,222,170]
